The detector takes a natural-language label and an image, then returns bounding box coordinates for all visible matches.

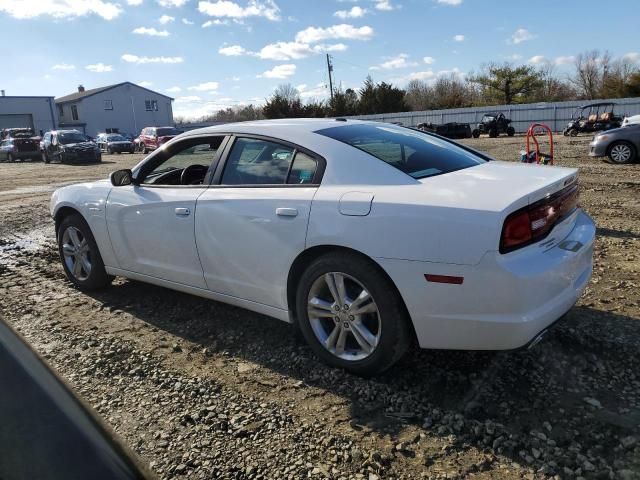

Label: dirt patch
[0,139,639,480]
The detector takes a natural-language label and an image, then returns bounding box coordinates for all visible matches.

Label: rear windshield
[156,128,182,137]
[315,123,485,179]
[8,130,34,138]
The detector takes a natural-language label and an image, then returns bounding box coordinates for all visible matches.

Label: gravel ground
[0,135,639,480]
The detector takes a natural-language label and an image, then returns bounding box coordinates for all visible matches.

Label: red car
[137,126,183,153]
[0,128,41,162]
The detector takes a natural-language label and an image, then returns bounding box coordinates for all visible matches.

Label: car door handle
[276,207,298,217]
[175,207,191,217]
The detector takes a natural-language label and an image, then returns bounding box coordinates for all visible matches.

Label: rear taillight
[500,183,579,253]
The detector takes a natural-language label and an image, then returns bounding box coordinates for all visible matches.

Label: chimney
[1,90,5,97]
[78,85,85,93]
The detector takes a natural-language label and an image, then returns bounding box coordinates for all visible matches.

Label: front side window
[315,123,485,179]
[140,136,224,186]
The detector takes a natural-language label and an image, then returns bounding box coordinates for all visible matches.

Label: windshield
[59,132,88,144]
[156,128,182,137]
[107,134,126,141]
[316,123,485,179]
[483,115,496,121]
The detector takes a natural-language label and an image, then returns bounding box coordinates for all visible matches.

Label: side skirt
[104,267,291,323]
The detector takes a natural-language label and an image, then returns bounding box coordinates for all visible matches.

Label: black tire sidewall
[57,214,111,290]
[295,253,409,376]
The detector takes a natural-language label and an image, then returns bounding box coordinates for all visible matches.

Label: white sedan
[50,119,595,375]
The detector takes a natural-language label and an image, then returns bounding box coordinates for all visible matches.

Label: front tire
[472,129,480,138]
[295,252,411,376]
[507,126,515,136]
[57,214,112,290]
[607,141,636,165]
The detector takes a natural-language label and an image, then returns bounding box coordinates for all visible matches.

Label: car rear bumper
[10,150,39,159]
[377,209,595,350]
[589,141,607,157]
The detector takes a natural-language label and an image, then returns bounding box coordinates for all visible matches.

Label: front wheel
[506,126,515,136]
[296,252,411,376]
[607,141,636,165]
[57,214,112,290]
[472,129,480,138]
[568,128,578,137]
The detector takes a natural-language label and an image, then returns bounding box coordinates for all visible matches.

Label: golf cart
[472,112,515,138]
[563,102,622,137]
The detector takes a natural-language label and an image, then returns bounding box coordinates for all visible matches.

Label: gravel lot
[0,135,639,480]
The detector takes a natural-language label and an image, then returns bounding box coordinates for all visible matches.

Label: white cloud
[219,44,246,56]
[133,26,170,36]
[202,18,229,27]
[182,17,194,24]
[166,86,182,92]
[258,64,296,79]
[138,81,153,87]
[187,81,219,91]
[0,0,122,20]
[403,71,436,82]
[198,0,280,21]
[423,56,435,65]
[436,0,462,5]
[121,54,184,64]
[52,63,75,70]
[298,82,327,99]
[86,63,113,72]
[370,53,417,70]
[295,24,373,43]
[554,55,575,66]
[175,95,202,103]
[453,34,464,42]
[374,0,394,11]
[509,28,535,44]
[623,52,640,64]
[334,6,366,18]
[158,14,174,23]
[528,55,547,65]
[127,0,143,4]
[157,0,188,7]
[253,41,346,60]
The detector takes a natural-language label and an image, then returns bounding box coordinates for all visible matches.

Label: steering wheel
[180,164,209,185]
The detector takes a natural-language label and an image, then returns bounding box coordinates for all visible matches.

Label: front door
[106,135,225,288]
[195,136,322,309]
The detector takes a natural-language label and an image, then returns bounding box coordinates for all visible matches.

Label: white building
[0,92,57,136]
[55,82,174,137]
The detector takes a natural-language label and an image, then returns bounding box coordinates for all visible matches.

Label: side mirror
[110,169,134,186]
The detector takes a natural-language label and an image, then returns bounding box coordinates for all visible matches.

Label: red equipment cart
[522,123,554,165]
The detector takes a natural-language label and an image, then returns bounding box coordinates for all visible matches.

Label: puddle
[0,226,53,266]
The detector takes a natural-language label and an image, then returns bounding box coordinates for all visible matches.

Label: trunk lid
[418,161,578,213]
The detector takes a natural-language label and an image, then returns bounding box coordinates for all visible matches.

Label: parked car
[563,102,622,137]
[589,124,640,164]
[0,128,40,162]
[137,126,183,153]
[96,133,135,154]
[42,130,101,164]
[622,114,640,127]
[416,122,472,139]
[51,119,595,375]
[472,113,515,138]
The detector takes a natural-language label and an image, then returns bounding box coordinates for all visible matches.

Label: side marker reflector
[424,274,464,285]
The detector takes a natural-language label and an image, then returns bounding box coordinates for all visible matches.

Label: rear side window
[221,138,319,186]
[315,123,485,179]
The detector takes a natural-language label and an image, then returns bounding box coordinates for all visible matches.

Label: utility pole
[326,54,334,102]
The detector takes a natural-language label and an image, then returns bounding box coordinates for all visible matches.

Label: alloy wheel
[610,144,632,163]
[307,272,381,361]
[61,226,92,281]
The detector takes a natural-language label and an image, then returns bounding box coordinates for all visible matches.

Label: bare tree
[570,50,612,99]
[405,79,432,111]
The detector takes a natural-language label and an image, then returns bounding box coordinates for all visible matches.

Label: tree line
[183,50,640,123]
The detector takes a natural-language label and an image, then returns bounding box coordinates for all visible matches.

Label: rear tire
[57,214,113,291]
[507,126,515,136]
[295,252,411,376]
[568,128,578,137]
[606,141,636,165]
[472,129,480,138]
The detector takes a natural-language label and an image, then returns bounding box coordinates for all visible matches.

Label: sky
[1,0,639,119]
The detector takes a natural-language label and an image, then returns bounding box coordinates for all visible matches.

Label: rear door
[195,136,323,309]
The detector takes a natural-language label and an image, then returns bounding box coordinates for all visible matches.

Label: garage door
[0,114,34,130]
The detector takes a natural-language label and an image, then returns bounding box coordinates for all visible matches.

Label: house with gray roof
[55,82,174,137]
